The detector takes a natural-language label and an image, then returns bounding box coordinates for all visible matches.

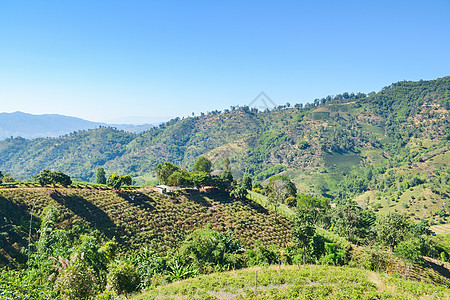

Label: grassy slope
[130,265,450,300]
[0,186,292,267]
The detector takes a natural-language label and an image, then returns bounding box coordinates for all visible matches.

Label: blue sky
[1,1,449,124]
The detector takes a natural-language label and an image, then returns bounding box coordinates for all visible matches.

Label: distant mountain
[0,111,155,140]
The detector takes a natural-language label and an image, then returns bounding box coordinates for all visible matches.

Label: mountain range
[0,111,156,140]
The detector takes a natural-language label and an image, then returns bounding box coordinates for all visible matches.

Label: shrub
[49,253,97,300]
[107,260,140,295]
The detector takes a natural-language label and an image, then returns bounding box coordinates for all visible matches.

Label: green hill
[131,264,449,300]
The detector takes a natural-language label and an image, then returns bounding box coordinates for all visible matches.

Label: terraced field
[0,185,292,267]
[431,224,450,235]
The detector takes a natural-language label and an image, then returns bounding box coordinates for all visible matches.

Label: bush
[107,260,140,295]
[50,253,97,300]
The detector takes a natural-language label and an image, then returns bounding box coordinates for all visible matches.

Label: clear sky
[1,1,449,124]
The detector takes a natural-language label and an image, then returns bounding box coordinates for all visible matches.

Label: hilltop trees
[155,157,215,189]
[107,174,133,190]
[36,169,72,187]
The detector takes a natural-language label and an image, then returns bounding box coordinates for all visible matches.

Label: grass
[129,264,450,299]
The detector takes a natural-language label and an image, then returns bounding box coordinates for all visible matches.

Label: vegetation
[0,77,449,298]
[132,265,449,300]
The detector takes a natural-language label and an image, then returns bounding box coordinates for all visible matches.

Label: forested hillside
[0,77,449,221]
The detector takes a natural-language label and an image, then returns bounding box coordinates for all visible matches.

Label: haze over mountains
[0,111,156,140]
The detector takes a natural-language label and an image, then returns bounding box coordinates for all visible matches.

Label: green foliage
[155,162,179,185]
[122,174,132,186]
[245,244,279,266]
[107,260,140,295]
[230,184,248,199]
[297,194,330,226]
[96,167,106,184]
[131,247,167,289]
[331,201,372,243]
[36,169,54,186]
[50,253,97,300]
[36,169,72,187]
[324,243,346,265]
[167,171,189,187]
[193,156,212,174]
[242,175,252,190]
[179,226,243,271]
[106,173,132,189]
[189,171,211,188]
[167,255,199,281]
[106,173,122,189]
[292,208,316,263]
[375,212,409,251]
[394,239,423,264]
[52,171,72,187]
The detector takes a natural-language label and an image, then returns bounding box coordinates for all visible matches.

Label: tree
[155,162,179,184]
[331,201,367,243]
[222,158,231,171]
[292,208,315,264]
[376,212,409,251]
[167,171,190,187]
[0,171,3,184]
[107,174,123,190]
[193,156,212,174]
[266,175,297,222]
[217,170,234,191]
[37,169,54,187]
[394,239,422,264]
[122,175,132,186]
[297,195,330,226]
[242,175,252,190]
[190,171,210,188]
[52,171,72,187]
[1,173,16,183]
[96,167,106,184]
[36,169,71,188]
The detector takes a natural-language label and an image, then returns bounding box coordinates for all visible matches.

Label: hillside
[0,77,449,223]
[131,265,450,299]
[0,185,291,268]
